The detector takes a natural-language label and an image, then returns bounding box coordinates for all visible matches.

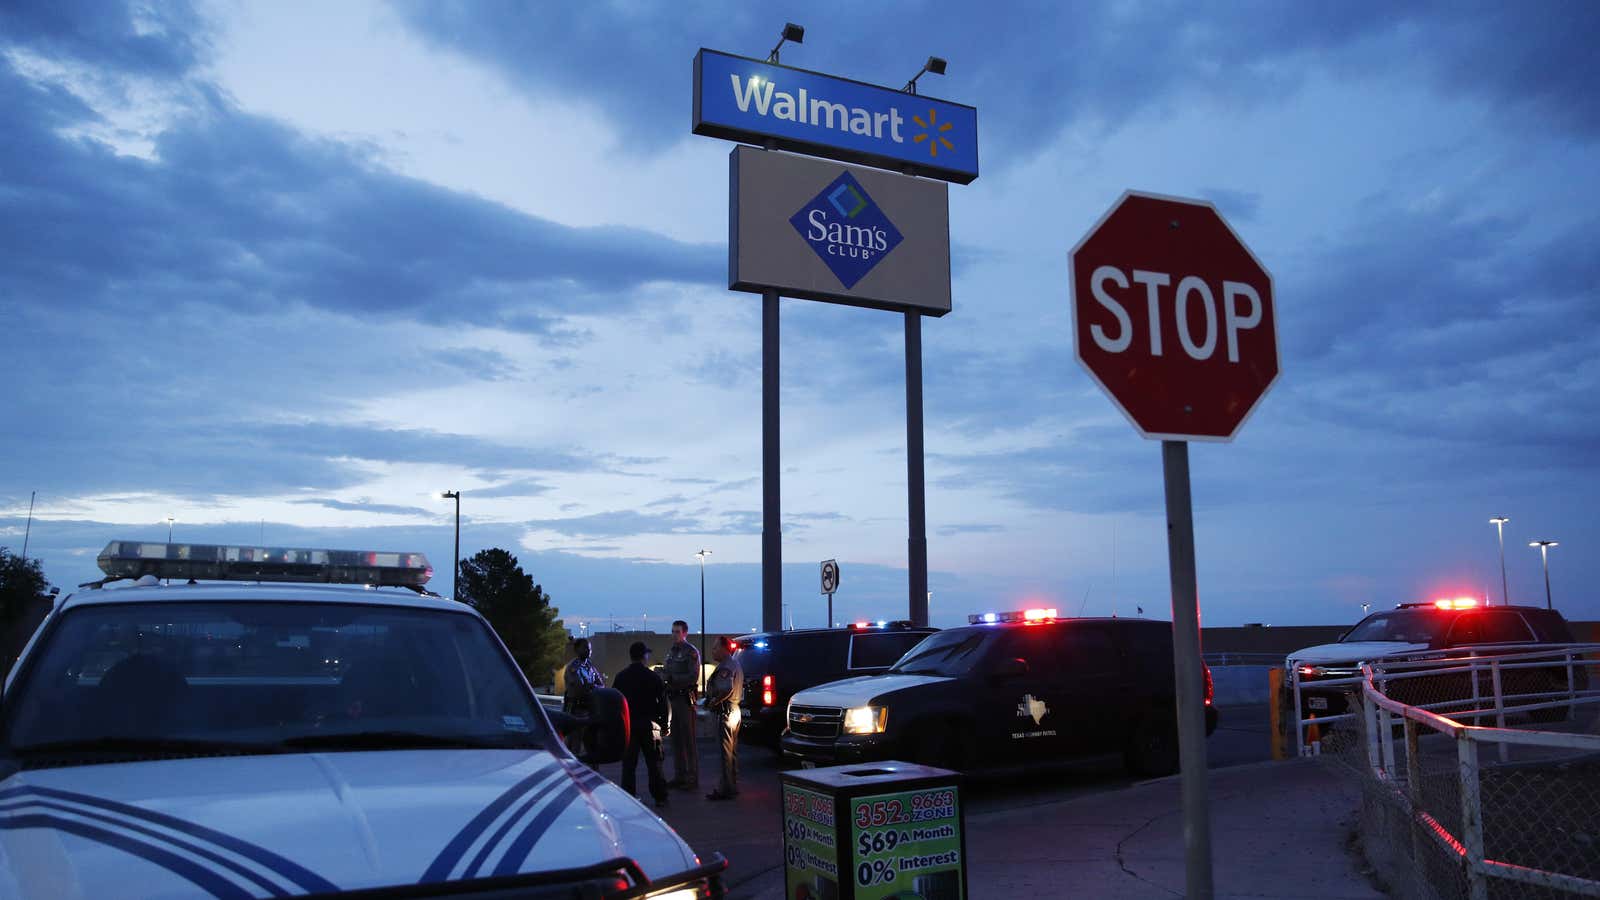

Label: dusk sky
[3,1,1596,634]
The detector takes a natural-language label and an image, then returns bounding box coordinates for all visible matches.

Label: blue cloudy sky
[3,1,1596,634]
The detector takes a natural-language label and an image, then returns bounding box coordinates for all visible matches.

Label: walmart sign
[694,49,979,185]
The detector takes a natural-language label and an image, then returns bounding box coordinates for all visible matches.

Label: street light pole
[440,491,461,602]
[166,516,175,544]
[1489,517,1510,605]
[1529,540,1558,610]
[696,549,712,692]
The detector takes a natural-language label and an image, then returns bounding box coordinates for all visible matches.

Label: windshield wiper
[279,731,531,751]
[12,737,282,760]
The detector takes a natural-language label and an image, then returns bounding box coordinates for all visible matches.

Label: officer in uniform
[704,636,743,801]
[663,620,701,790]
[612,641,670,807]
[562,638,605,756]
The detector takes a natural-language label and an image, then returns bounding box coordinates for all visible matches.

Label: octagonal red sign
[1070,191,1278,441]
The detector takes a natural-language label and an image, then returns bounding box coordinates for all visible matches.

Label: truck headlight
[842,705,887,735]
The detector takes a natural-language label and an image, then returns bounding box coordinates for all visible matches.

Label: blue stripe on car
[490,766,608,878]
[459,769,567,880]
[0,786,338,894]
[0,813,254,900]
[418,755,559,883]
[0,798,290,897]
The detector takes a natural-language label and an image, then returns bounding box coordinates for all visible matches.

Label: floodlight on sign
[95,541,432,587]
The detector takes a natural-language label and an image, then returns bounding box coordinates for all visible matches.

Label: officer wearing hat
[612,640,670,807]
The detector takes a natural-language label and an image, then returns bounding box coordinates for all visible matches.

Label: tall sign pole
[763,289,783,633]
[905,313,929,626]
[1070,191,1279,900]
[696,37,976,636]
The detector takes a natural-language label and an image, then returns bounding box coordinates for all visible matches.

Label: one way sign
[820,559,840,595]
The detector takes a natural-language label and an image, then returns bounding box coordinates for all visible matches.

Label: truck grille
[788,704,843,739]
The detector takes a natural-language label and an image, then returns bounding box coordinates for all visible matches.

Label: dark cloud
[0,0,208,78]
[524,510,702,539]
[390,1,1600,173]
[0,59,719,331]
[289,498,435,517]
[468,479,555,500]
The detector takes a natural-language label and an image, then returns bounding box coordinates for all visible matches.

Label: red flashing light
[1434,597,1479,610]
[1203,664,1214,706]
[1022,608,1059,623]
[853,621,870,629]
[762,674,775,706]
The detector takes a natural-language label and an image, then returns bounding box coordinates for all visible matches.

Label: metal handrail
[1289,643,1600,753]
[1359,659,1600,899]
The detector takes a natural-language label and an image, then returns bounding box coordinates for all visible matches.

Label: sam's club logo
[789,171,903,289]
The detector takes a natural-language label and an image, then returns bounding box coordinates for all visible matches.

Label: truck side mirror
[993,657,1029,680]
[573,687,629,765]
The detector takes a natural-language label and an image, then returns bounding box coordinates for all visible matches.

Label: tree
[1,547,51,676]
[455,548,567,689]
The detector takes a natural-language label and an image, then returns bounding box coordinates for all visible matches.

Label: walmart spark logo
[912,108,955,158]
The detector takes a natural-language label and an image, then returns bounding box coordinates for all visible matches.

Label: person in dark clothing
[612,641,670,807]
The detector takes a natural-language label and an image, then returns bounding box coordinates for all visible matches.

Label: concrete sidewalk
[730,758,1382,899]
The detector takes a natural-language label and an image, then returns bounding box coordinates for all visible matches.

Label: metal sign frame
[694,48,979,184]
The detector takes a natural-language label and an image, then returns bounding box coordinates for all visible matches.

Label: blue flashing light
[876,620,887,627]
[983,613,998,623]
[753,640,769,649]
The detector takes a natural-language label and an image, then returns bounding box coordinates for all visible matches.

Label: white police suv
[0,541,724,899]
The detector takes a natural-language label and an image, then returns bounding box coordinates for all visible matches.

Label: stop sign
[1070,191,1278,441]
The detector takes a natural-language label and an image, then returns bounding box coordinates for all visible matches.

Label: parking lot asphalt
[587,702,1288,896]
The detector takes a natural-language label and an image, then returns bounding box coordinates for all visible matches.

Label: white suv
[0,540,724,899]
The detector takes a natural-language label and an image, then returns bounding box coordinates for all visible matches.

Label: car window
[1342,611,1449,644]
[888,629,992,677]
[994,626,1119,679]
[4,601,547,752]
[1521,610,1576,643]
[1448,611,1534,646]
[848,631,929,670]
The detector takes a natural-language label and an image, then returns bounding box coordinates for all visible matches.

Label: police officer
[663,620,701,790]
[612,641,670,807]
[704,636,743,801]
[562,638,605,756]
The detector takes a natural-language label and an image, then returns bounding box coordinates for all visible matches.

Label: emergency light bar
[95,541,432,587]
[968,607,1059,625]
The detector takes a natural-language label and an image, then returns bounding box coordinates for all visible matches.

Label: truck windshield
[888,630,991,677]
[4,601,549,761]
[1341,611,1449,644]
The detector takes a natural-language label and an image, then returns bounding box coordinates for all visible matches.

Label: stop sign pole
[1070,191,1278,900]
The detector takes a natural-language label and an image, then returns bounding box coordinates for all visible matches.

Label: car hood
[0,749,698,899]
[791,673,953,707]
[1288,641,1433,666]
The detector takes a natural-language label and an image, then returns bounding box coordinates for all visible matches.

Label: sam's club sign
[694,49,979,184]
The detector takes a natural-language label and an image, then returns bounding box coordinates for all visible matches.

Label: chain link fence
[1322,647,1600,899]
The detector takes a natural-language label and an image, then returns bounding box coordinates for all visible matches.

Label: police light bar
[968,607,1059,625]
[847,619,913,630]
[96,541,432,587]
[1434,597,1478,610]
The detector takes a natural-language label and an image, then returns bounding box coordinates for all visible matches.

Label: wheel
[907,720,971,771]
[1124,707,1180,776]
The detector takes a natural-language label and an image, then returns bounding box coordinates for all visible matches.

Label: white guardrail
[1288,643,1600,754]
[1353,645,1600,899]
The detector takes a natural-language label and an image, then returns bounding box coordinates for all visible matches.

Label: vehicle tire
[908,720,971,772]
[1124,707,1180,777]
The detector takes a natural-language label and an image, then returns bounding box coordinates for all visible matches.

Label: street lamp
[695,548,712,691]
[1529,540,1558,610]
[440,491,461,602]
[766,22,804,63]
[902,56,947,94]
[166,515,175,543]
[1489,517,1510,605]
